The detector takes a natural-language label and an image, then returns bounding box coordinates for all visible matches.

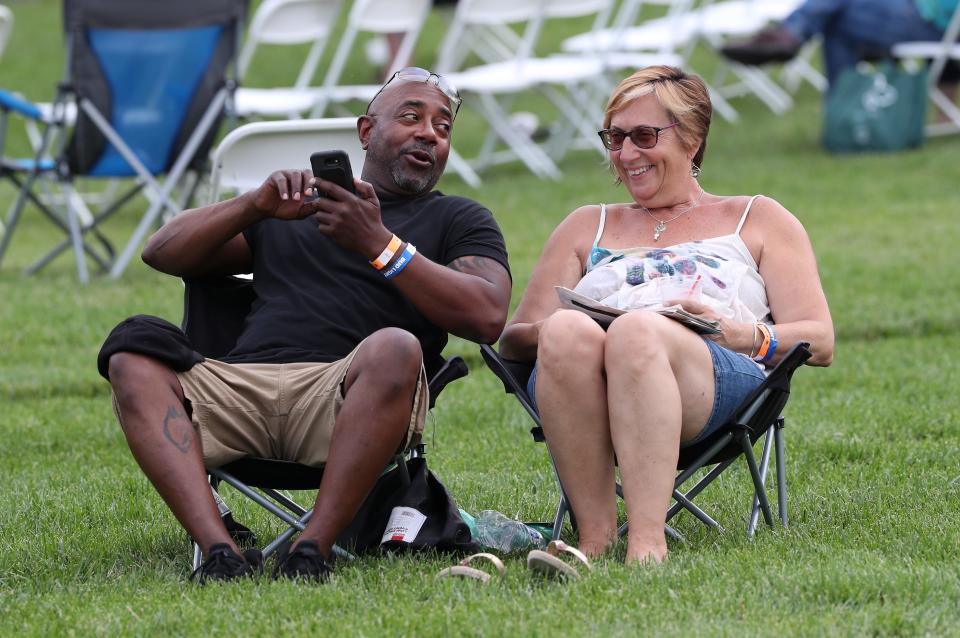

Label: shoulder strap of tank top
[735,195,762,235]
[592,204,607,249]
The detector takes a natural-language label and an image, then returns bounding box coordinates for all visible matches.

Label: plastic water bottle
[473,509,547,553]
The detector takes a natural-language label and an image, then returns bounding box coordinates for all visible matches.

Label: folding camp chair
[182,274,469,569]
[893,1,960,137]
[480,340,812,542]
[0,0,246,283]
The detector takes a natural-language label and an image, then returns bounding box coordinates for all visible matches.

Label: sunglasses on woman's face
[597,123,678,151]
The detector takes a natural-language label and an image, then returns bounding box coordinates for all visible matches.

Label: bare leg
[536,310,617,558]
[295,328,423,558]
[604,313,716,564]
[108,352,234,556]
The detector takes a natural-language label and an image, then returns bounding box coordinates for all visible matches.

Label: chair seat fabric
[562,16,699,53]
[892,41,960,57]
[450,57,605,93]
[233,87,325,116]
[217,457,323,490]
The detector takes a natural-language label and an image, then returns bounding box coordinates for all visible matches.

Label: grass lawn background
[1,1,958,635]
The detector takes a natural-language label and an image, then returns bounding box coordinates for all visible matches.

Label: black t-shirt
[222,190,510,378]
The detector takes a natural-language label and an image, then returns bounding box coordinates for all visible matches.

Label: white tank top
[576,195,771,324]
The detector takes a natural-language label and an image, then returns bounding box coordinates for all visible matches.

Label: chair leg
[552,493,569,542]
[26,184,142,275]
[737,430,774,529]
[748,428,775,537]
[775,418,788,527]
[0,166,46,268]
[672,488,721,529]
[63,182,89,284]
[740,430,774,540]
[446,147,482,188]
[191,540,203,572]
[210,470,356,562]
[473,92,562,180]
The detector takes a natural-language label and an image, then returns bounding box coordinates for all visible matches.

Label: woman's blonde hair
[603,66,712,168]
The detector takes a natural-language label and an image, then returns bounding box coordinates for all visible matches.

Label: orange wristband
[370,234,402,270]
[754,322,772,362]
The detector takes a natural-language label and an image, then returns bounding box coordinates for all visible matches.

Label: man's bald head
[357,79,456,197]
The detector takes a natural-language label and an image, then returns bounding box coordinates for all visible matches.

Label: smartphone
[308,150,356,199]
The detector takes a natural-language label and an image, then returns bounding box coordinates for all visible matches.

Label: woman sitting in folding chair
[499,66,834,565]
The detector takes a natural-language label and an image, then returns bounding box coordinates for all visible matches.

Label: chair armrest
[479,344,535,396]
[730,341,812,433]
[0,89,43,120]
[427,355,469,409]
[181,275,256,358]
[479,344,544,440]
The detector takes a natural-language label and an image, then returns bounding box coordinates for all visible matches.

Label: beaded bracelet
[759,323,778,363]
[383,243,417,280]
[370,234,402,270]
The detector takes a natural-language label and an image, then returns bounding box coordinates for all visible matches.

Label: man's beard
[366,139,442,195]
[388,157,440,195]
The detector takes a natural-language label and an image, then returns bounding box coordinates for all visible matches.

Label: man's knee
[348,328,423,395]
[108,351,181,404]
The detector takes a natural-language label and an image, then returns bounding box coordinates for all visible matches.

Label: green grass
[3,1,960,636]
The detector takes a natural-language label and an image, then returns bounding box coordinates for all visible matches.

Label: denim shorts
[525,338,765,447]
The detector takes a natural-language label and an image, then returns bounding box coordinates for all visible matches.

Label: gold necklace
[638,187,705,241]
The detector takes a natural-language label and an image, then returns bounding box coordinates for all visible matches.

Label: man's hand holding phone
[309,173,392,260]
[250,150,392,259]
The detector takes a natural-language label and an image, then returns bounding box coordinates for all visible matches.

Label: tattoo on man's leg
[162,405,192,454]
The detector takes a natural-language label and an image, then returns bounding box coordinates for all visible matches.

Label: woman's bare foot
[577,529,617,558]
[625,545,668,564]
[578,539,615,558]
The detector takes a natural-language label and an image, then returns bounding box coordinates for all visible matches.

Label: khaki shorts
[160,339,428,469]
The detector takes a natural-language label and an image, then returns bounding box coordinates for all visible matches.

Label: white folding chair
[436,0,629,179]
[298,0,480,188]
[693,0,798,115]
[893,2,960,137]
[0,4,12,60]
[208,118,365,203]
[561,0,741,123]
[232,0,345,119]
[309,0,433,116]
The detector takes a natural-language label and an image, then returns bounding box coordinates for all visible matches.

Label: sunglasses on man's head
[597,123,678,151]
[367,67,462,118]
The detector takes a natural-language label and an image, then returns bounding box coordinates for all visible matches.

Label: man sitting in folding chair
[98,69,512,583]
[498,66,833,565]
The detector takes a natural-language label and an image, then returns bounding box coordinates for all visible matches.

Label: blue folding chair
[0,0,247,282]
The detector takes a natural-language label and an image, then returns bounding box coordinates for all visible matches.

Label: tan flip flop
[435,552,506,583]
[527,540,592,579]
